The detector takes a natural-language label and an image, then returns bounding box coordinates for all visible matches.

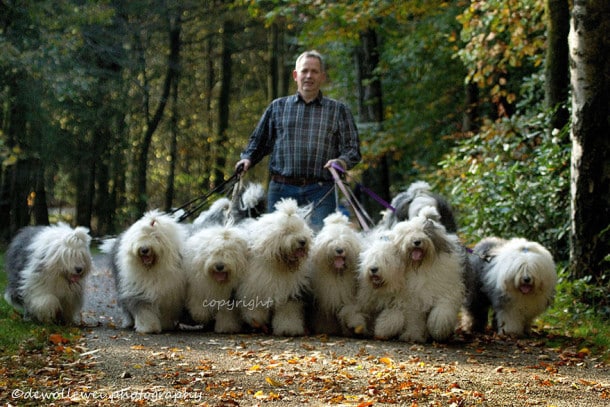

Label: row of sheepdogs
[3,181,558,342]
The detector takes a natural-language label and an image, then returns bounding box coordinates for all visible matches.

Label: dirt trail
[70,256,610,406]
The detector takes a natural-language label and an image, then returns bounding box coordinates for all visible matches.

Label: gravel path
[76,255,610,406]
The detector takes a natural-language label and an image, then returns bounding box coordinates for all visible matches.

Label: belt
[271,174,327,186]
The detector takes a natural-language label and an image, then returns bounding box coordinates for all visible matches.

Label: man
[235,50,361,231]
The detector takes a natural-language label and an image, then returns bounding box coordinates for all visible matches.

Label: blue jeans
[267,180,336,232]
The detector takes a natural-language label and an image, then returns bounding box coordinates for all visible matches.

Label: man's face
[293,56,326,97]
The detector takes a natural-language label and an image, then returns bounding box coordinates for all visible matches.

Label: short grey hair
[295,50,325,72]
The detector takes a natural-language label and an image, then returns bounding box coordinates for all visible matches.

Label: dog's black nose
[139,247,150,255]
[215,263,225,272]
[523,276,531,284]
[298,239,307,247]
[369,267,378,274]
[413,240,422,247]
[335,248,344,255]
[74,267,84,274]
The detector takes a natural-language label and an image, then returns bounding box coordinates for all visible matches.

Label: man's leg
[267,181,298,212]
[305,182,336,232]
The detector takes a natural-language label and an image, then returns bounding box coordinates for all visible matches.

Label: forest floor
[2,256,609,406]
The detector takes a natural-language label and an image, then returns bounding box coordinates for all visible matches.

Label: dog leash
[171,168,242,222]
[327,163,373,231]
[355,183,396,213]
[329,162,396,214]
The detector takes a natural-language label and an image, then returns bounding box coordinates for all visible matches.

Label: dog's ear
[424,220,456,255]
[419,206,441,223]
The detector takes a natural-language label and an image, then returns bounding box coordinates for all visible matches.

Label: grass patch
[539,266,610,362]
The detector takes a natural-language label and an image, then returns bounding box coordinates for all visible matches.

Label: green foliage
[456,0,546,108]
[246,1,468,182]
[437,109,570,259]
[541,266,610,359]
[377,2,465,180]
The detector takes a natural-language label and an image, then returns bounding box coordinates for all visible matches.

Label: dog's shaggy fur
[391,207,466,342]
[462,237,557,336]
[3,223,92,324]
[183,225,249,333]
[236,198,313,336]
[380,181,457,233]
[229,182,266,224]
[192,197,232,229]
[103,210,187,333]
[191,182,266,231]
[345,233,410,339]
[308,212,362,336]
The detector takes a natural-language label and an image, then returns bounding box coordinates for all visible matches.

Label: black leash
[171,165,244,223]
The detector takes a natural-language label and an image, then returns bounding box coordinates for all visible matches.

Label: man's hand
[235,159,251,174]
[324,158,346,170]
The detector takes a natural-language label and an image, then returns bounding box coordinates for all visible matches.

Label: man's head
[293,50,326,102]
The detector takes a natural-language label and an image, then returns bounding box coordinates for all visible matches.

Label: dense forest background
[0,1,608,292]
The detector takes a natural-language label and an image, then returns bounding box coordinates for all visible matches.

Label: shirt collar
[294,91,324,105]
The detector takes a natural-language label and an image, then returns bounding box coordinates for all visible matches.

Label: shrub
[436,110,570,261]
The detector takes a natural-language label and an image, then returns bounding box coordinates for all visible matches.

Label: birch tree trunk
[568,0,610,279]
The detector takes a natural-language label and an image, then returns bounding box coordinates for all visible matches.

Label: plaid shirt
[241,92,361,181]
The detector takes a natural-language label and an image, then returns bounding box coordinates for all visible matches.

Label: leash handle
[235,162,245,177]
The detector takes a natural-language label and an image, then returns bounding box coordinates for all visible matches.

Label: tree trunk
[356,28,388,223]
[95,153,112,236]
[268,23,279,101]
[32,161,49,225]
[568,0,610,280]
[203,35,215,188]
[545,0,570,132]
[75,155,93,230]
[136,11,182,215]
[215,19,234,186]
[165,72,180,212]
[165,8,182,212]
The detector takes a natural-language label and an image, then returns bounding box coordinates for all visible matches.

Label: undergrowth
[540,265,610,362]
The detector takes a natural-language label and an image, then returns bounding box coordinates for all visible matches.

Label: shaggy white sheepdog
[103,210,187,333]
[462,237,557,336]
[379,180,457,233]
[236,198,313,336]
[183,225,249,333]
[345,233,410,339]
[392,207,466,342]
[3,223,92,324]
[191,182,266,230]
[308,212,362,336]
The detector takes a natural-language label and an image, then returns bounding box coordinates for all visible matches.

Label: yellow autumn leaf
[379,357,393,367]
[249,364,261,371]
[265,376,283,387]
